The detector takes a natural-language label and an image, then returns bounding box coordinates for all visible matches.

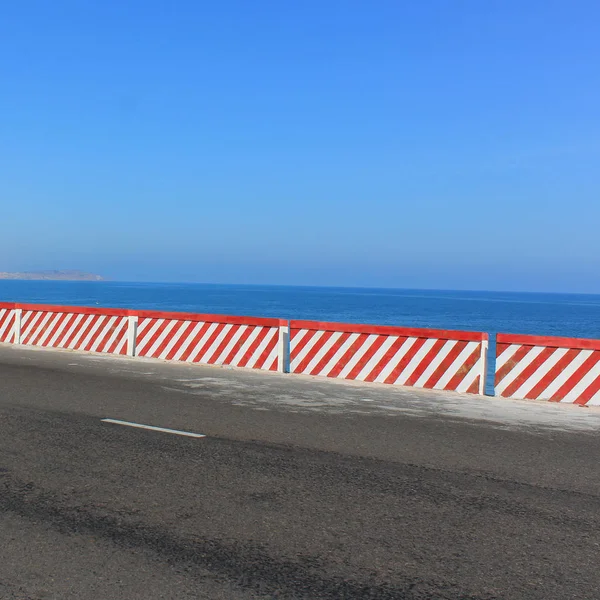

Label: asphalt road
[1,345,600,599]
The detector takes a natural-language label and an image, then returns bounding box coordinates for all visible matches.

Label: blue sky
[1,1,599,292]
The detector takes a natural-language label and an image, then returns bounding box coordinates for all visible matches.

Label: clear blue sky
[1,1,599,292]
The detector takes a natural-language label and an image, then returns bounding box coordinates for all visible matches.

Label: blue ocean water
[2,280,600,395]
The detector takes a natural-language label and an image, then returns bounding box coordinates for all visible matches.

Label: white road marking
[101,419,206,438]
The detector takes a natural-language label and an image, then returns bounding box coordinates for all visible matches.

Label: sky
[1,1,599,292]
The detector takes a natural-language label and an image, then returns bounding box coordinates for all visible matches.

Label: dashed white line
[101,419,206,438]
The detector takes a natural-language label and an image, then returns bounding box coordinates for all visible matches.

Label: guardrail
[16,303,131,355]
[0,303,287,372]
[495,333,600,405]
[132,310,285,371]
[3,302,600,402]
[290,320,488,394]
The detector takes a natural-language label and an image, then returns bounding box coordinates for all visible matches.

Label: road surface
[1,344,600,599]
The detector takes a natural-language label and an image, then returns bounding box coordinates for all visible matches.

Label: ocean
[2,280,600,395]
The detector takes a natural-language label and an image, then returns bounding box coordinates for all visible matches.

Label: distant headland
[0,270,104,281]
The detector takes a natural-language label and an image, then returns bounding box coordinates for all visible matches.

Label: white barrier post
[479,338,489,395]
[127,315,138,357]
[278,320,290,373]
[13,309,22,344]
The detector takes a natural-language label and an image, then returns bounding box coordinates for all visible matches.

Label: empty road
[1,344,600,599]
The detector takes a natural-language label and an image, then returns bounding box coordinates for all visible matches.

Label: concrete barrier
[289,320,488,394]
[0,303,16,343]
[0,304,288,373]
[495,333,600,405]
[133,310,285,371]
[11,301,595,402]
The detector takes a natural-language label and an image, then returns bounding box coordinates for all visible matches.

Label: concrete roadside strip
[2,342,600,434]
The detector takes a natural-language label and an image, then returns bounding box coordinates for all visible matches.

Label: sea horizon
[4,277,600,297]
[1,279,598,337]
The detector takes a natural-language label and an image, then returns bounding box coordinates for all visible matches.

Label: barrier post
[479,336,489,395]
[127,314,138,357]
[278,320,290,373]
[13,309,22,344]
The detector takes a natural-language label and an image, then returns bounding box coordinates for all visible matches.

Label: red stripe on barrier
[91,315,109,352]
[467,379,480,394]
[211,324,241,364]
[153,320,182,359]
[26,311,51,345]
[574,368,600,405]
[222,324,253,365]
[424,340,467,389]
[107,318,128,355]
[53,313,77,348]
[383,337,428,385]
[294,330,332,374]
[502,346,558,399]
[80,315,103,352]
[40,312,67,347]
[52,313,75,348]
[347,334,388,380]
[444,346,481,391]
[326,333,369,379]
[552,351,600,402]
[526,348,581,400]
[137,318,169,356]
[405,339,447,387]
[74,315,99,351]
[291,320,486,342]
[161,321,191,360]
[192,322,226,364]
[497,333,600,351]
[62,314,89,349]
[312,331,353,378]
[136,309,280,328]
[495,344,531,390]
[364,335,408,383]
[179,322,214,362]
[96,316,120,353]
[16,304,130,317]
[256,331,278,370]
[289,328,316,367]
[0,308,15,343]
[267,352,278,372]
[238,327,267,368]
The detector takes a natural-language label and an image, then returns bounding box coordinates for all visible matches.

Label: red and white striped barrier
[495,333,600,405]
[0,303,16,343]
[6,301,600,404]
[133,311,285,371]
[0,303,286,372]
[289,320,488,394]
[17,304,131,355]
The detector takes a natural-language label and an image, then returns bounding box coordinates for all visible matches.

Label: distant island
[0,270,104,281]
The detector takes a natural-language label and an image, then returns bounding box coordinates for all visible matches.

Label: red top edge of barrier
[11,303,283,327]
[16,303,131,317]
[290,320,487,342]
[0,302,16,310]
[135,309,283,327]
[497,332,600,351]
